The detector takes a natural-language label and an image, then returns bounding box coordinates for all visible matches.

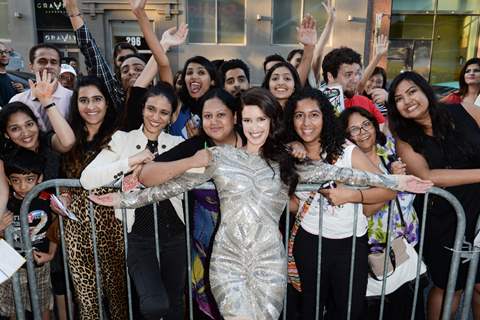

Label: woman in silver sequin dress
[90,88,432,320]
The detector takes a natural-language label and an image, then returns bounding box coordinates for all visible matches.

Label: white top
[296,144,368,239]
[80,127,184,232]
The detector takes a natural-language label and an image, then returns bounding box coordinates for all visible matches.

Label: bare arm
[139,156,199,187]
[28,71,75,153]
[296,15,316,87]
[63,0,84,30]
[357,34,388,94]
[134,25,189,88]
[397,139,480,188]
[298,158,432,193]
[0,161,8,217]
[130,0,173,85]
[311,1,335,83]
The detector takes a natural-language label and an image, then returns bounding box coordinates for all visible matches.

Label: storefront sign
[35,0,70,29]
[41,31,77,44]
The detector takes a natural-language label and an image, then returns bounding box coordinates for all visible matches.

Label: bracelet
[43,102,56,110]
[68,12,82,18]
[358,189,364,203]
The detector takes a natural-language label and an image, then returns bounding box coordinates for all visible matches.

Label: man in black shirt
[0,42,23,107]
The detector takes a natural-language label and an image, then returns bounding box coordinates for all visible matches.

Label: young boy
[0,148,56,320]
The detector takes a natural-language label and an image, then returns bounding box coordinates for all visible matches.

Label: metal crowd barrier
[4,179,474,320]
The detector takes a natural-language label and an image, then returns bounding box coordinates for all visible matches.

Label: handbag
[367,157,410,280]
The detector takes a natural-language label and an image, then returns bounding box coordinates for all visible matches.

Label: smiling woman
[80,81,187,319]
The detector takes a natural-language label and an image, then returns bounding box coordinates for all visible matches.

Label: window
[0,0,9,39]
[272,0,328,44]
[187,0,246,44]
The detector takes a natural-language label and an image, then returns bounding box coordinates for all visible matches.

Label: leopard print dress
[62,149,127,319]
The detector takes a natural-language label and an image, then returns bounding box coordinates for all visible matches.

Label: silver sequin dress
[118,145,401,319]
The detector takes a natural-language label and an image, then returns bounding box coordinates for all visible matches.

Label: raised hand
[28,69,57,106]
[374,34,389,58]
[297,14,317,46]
[397,175,433,193]
[88,193,121,207]
[129,0,147,15]
[160,23,189,50]
[63,0,80,15]
[321,0,336,21]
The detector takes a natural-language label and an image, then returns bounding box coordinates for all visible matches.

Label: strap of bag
[287,187,322,292]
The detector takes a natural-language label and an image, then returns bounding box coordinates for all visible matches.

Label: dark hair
[5,148,45,177]
[287,49,304,63]
[200,87,240,115]
[219,59,251,84]
[387,71,475,161]
[211,59,225,71]
[458,57,480,97]
[142,81,179,115]
[339,106,386,146]
[63,76,118,178]
[239,87,298,194]
[198,88,241,143]
[178,56,219,115]
[284,88,345,164]
[0,102,39,156]
[263,54,286,72]
[120,53,147,67]
[113,42,138,61]
[262,62,302,100]
[29,43,62,64]
[322,47,362,83]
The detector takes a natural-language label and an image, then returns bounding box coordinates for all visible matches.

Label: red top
[441,91,463,104]
[344,95,385,124]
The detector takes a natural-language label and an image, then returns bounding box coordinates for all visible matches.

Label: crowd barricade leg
[459,209,480,319]
[15,181,472,320]
[4,226,25,319]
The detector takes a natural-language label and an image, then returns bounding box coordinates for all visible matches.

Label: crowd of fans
[0,0,479,319]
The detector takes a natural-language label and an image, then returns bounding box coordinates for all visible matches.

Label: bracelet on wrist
[68,11,82,18]
[43,102,56,110]
[358,189,364,203]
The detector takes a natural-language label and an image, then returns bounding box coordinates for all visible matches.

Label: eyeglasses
[0,50,11,56]
[348,120,373,136]
[78,96,105,105]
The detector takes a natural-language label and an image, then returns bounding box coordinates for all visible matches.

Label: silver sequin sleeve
[119,169,214,209]
[297,160,401,190]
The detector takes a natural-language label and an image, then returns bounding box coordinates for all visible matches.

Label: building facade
[1,0,479,85]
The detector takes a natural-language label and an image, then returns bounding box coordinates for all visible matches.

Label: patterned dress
[117,145,402,319]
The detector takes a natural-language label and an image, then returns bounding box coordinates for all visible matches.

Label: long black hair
[284,88,345,164]
[458,57,480,97]
[198,88,242,145]
[178,56,218,115]
[239,87,298,194]
[388,71,475,161]
[0,102,39,159]
[262,62,302,101]
[63,76,118,177]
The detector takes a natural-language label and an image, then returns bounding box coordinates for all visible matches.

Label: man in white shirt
[9,44,71,132]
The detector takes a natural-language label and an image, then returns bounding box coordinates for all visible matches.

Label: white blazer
[80,127,185,232]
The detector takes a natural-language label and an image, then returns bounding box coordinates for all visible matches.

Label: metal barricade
[6,180,471,320]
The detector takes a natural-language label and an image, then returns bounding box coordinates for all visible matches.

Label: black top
[154,135,211,162]
[8,191,53,262]
[0,73,17,107]
[121,86,147,132]
[414,104,480,242]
